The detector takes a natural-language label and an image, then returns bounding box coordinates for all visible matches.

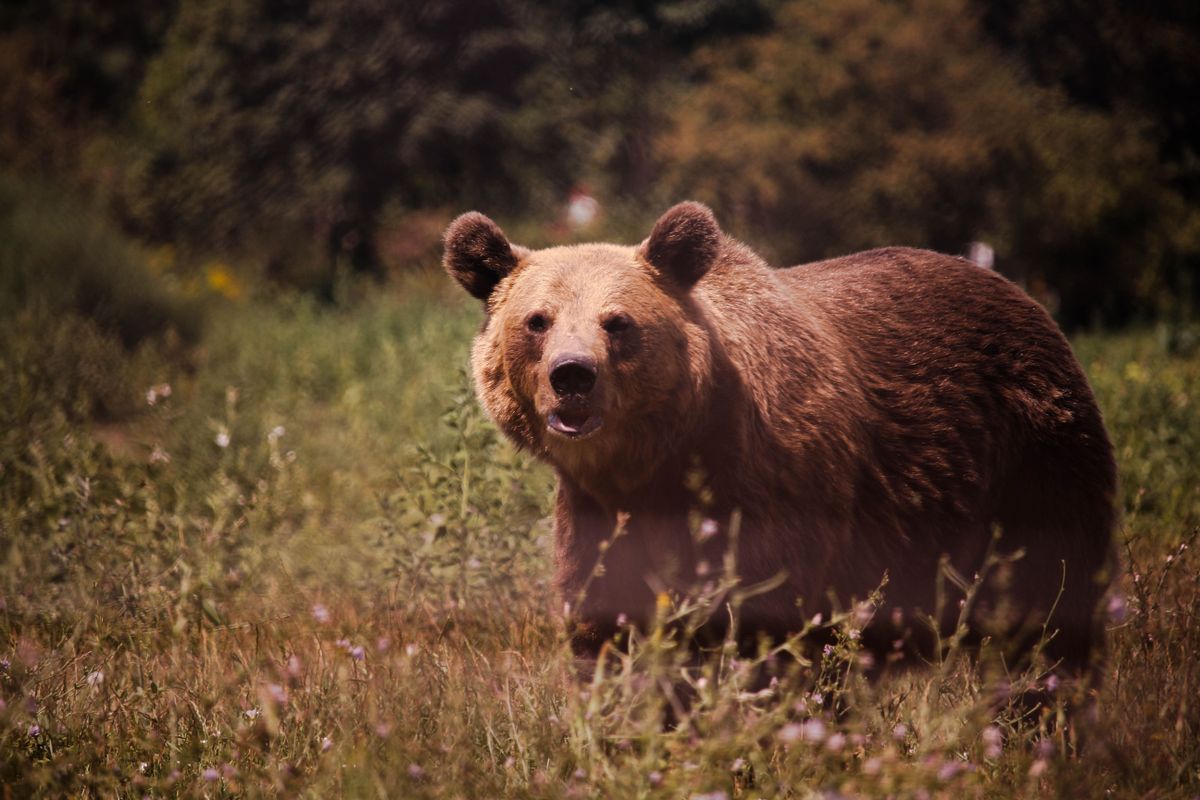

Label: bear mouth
[547,404,603,439]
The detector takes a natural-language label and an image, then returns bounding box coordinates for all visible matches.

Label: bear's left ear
[443,212,525,301]
[641,201,722,288]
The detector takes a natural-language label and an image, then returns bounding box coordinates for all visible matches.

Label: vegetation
[1,0,1198,795]
[2,0,1198,323]
[2,243,1198,795]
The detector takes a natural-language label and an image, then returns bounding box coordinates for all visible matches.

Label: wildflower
[376,637,391,653]
[466,557,482,570]
[802,719,827,744]
[311,604,330,623]
[779,723,805,744]
[731,757,746,771]
[146,384,172,406]
[696,677,708,690]
[648,771,663,787]
[847,628,861,641]
[405,643,419,657]
[215,430,231,448]
[982,726,1003,759]
[86,669,104,688]
[375,723,392,738]
[616,613,629,627]
[202,767,219,782]
[287,655,303,678]
[1044,674,1060,693]
[27,723,40,737]
[811,613,824,626]
[321,736,333,752]
[244,708,260,720]
[937,761,967,781]
[1028,759,1048,778]
[268,425,286,442]
[139,762,148,774]
[826,732,847,753]
[1107,594,1129,624]
[822,644,834,657]
[892,723,909,740]
[350,645,365,661]
[265,683,288,704]
[149,445,171,464]
[863,757,882,776]
[810,691,825,706]
[573,768,587,780]
[699,518,719,540]
[854,602,874,626]
[407,763,425,779]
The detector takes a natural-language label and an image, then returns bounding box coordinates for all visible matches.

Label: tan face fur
[444,204,722,495]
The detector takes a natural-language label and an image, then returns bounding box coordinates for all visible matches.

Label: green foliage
[129,0,562,276]
[654,0,1192,326]
[3,0,1199,323]
[0,173,202,350]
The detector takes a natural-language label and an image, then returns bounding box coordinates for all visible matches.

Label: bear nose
[550,354,598,397]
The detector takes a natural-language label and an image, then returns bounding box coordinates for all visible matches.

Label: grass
[1,256,1198,797]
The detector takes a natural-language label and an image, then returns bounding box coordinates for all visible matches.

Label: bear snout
[549,354,598,397]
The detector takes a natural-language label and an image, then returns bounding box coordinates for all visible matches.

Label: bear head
[443,202,723,495]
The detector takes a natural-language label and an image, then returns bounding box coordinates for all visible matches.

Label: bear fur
[443,202,1117,675]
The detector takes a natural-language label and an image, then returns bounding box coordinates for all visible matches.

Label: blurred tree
[0,1,177,175]
[129,0,566,286]
[655,0,1192,326]
[979,0,1200,317]
[538,0,775,201]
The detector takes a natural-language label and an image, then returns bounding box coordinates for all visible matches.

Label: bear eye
[602,313,633,335]
[526,313,549,333]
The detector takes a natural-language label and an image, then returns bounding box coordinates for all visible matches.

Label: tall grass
[1,256,1197,796]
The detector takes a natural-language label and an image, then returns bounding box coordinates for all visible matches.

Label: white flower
[778,723,804,743]
[215,430,231,448]
[86,670,104,688]
[802,719,827,744]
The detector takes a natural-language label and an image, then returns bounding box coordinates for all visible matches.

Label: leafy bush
[0,173,202,348]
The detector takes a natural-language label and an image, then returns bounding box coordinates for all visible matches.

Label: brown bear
[443,201,1117,677]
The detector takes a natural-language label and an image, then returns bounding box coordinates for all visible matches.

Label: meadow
[2,231,1199,797]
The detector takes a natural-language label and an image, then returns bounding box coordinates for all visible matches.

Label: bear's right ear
[641,201,722,288]
[443,212,523,301]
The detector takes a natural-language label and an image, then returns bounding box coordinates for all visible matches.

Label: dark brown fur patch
[442,212,521,300]
[642,201,721,288]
